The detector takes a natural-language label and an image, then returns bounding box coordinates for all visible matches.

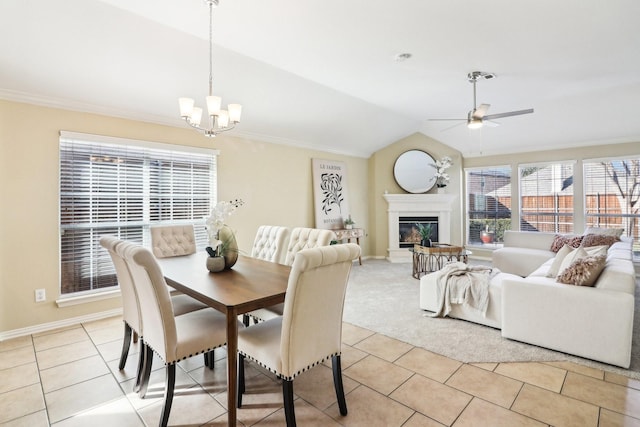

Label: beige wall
[0,100,369,332]
[369,133,463,258]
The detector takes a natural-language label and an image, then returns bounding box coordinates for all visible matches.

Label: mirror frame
[393,150,437,193]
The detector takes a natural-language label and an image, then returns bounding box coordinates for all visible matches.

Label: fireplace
[383,193,456,262]
[399,216,438,248]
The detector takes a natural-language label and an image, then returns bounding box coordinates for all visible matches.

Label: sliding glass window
[59,132,217,296]
[466,166,512,246]
[519,162,574,233]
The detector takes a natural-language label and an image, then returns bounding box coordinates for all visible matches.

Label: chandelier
[178,0,241,137]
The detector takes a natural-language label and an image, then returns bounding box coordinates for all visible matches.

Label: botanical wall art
[312,158,350,229]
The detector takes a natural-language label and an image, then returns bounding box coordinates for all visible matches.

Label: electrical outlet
[35,289,46,302]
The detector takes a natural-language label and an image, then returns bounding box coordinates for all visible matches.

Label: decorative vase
[206,256,225,273]
[480,231,495,244]
[437,186,446,194]
[420,239,432,248]
[218,225,238,269]
[345,224,353,230]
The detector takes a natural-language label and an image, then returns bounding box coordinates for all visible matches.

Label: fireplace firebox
[399,216,438,248]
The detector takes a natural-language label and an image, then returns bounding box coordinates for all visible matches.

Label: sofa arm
[502,278,634,368]
[503,230,556,250]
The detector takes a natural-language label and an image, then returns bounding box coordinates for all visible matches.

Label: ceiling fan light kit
[430,71,534,130]
[179,0,241,138]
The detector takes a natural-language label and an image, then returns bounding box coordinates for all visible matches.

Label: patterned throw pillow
[583,227,624,237]
[550,234,584,253]
[581,233,619,248]
[557,255,607,287]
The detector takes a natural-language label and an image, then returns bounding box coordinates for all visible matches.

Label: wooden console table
[333,228,364,265]
[410,243,471,279]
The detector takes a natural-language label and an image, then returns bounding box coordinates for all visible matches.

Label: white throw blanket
[428,262,499,319]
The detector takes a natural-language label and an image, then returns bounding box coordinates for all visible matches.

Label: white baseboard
[0,308,123,342]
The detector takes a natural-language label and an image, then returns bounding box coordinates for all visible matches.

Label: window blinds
[59,133,217,296]
[466,167,512,244]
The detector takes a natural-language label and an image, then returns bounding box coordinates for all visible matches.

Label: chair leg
[203,350,215,369]
[242,314,250,327]
[159,364,176,427]
[138,344,154,398]
[332,355,348,416]
[133,330,139,344]
[282,379,296,427]
[237,354,245,407]
[119,323,133,370]
[134,340,146,393]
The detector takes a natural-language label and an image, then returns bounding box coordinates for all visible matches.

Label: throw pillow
[550,234,584,253]
[557,246,588,277]
[583,226,624,237]
[583,245,608,257]
[546,244,575,277]
[557,255,607,286]
[581,233,620,248]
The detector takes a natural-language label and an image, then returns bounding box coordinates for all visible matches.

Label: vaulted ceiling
[1,0,639,158]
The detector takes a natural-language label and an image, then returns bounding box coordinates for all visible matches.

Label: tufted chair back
[250,225,290,264]
[100,235,141,334]
[150,224,196,258]
[284,227,336,266]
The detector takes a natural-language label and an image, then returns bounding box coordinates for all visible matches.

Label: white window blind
[519,162,574,233]
[466,166,512,245]
[59,133,217,296]
[584,158,640,247]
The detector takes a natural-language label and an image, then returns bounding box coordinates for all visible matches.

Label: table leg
[226,311,238,426]
[356,237,362,265]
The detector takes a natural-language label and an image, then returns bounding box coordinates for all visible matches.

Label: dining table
[157,252,291,427]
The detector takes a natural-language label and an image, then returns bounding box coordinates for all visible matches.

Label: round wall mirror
[393,150,437,193]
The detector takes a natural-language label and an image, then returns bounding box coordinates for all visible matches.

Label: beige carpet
[343,258,640,379]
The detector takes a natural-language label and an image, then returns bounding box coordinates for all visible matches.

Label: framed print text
[312,158,350,230]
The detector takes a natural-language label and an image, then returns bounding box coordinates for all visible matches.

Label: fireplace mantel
[383,193,457,262]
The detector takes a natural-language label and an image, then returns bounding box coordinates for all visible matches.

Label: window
[519,162,574,233]
[584,158,640,256]
[466,166,512,246]
[59,132,217,296]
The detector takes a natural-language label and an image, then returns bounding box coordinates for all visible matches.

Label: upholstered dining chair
[248,227,336,324]
[99,236,210,392]
[150,224,197,258]
[250,225,290,264]
[237,243,360,427]
[119,239,239,427]
[243,225,290,325]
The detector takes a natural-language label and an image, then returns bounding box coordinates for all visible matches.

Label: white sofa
[420,230,636,368]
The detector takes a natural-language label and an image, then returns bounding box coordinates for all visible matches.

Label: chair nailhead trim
[239,351,340,381]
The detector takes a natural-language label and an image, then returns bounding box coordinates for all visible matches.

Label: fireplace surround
[383,193,457,262]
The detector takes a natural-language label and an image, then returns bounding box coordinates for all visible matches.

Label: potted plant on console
[344,215,355,230]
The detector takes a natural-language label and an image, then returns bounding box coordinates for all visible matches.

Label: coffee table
[410,244,471,279]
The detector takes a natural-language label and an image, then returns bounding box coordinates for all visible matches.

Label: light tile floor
[1,316,640,426]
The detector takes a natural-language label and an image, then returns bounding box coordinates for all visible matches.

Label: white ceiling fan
[430,71,534,130]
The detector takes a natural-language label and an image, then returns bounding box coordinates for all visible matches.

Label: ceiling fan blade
[427,118,466,121]
[482,119,500,127]
[472,103,491,119]
[483,108,534,120]
[440,121,466,132]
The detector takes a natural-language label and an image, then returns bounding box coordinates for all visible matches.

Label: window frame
[58,131,218,300]
[465,165,512,248]
[518,160,575,234]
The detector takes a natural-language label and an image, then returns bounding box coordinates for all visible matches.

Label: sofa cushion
[557,247,588,276]
[584,226,624,237]
[546,244,574,277]
[581,233,620,248]
[550,234,584,252]
[557,255,607,287]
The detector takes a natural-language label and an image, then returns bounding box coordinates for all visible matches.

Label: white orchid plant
[205,199,244,256]
[435,156,453,188]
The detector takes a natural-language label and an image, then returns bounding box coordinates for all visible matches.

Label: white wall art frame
[312,158,350,230]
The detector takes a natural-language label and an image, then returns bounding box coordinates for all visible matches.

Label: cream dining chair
[100,236,211,386]
[150,224,197,258]
[247,226,336,324]
[236,243,360,427]
[119,239,239,427]
[250,225,290,264]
